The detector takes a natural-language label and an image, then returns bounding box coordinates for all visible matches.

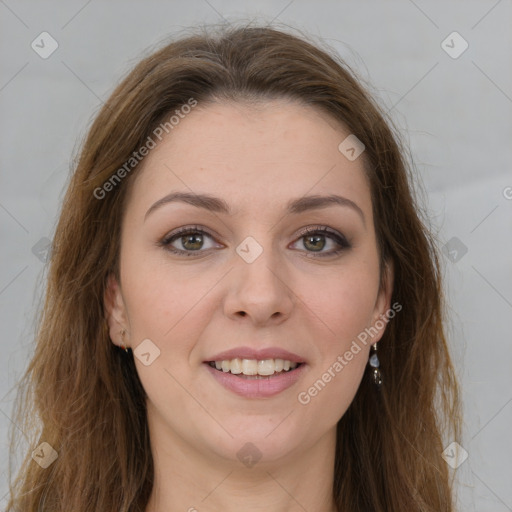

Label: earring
[369,343,382,387]
[119,329,130,353]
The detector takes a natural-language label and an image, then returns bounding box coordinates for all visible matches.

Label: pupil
[305,235,324,251]
[183,234,203,250]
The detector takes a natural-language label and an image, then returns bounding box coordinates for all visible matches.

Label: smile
[204,359,306,398]
[208,358,301,377]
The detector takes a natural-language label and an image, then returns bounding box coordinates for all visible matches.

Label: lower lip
[204,363,306,398]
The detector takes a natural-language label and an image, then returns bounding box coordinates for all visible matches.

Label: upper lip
[205,346,305,364]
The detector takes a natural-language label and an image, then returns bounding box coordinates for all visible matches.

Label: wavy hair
[6,23,461,511]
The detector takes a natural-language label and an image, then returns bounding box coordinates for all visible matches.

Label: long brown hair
[6,23,461,511]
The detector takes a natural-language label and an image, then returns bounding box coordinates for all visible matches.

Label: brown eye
[291,226,351,257]
[303,234,326,252]
[180,233,205,251]
[160,226,222,256]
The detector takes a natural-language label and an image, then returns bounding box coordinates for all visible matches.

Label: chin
[202,420,307,467]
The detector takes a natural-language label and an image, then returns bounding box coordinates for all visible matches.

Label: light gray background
[1,1,511,510]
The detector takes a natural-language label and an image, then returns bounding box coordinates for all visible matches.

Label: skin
[105,99,393,512]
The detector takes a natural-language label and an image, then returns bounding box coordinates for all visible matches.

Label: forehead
[124,99,372,221]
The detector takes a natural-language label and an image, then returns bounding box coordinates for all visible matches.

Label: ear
[370,259,395,343]
[104,272,130,348]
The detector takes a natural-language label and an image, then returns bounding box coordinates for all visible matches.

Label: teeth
[209,358,299,376]
[258,359,275,376]
[230,358,242,374]
[241,359,258,375]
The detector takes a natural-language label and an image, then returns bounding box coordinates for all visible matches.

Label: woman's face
[106,99,393,467]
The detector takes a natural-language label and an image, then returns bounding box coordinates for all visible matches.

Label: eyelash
[158,224,351,258]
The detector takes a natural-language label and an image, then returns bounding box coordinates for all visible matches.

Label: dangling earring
[369,343,382,387]
[119,329,130,353]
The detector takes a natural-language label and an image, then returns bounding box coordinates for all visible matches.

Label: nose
[223,239,295,326]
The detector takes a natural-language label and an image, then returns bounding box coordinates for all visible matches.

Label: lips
[205,346,305,364]
[203,346,307,398]
[208,358,300,376]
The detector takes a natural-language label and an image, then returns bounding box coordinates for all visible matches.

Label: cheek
[122,265,216,409]
[120,254,214,348]
[303,353,368,429]
[302,264,380,347]
[297,273,373,422]
[295,261,380,420]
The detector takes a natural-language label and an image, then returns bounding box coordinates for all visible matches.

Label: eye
[158,224,351,258]
[290,226,351,257]
[159,225,222,256]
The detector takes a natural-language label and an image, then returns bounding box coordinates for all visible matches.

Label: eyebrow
[144,191,365,225]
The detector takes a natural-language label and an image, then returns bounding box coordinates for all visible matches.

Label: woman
[6,24,461,511]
